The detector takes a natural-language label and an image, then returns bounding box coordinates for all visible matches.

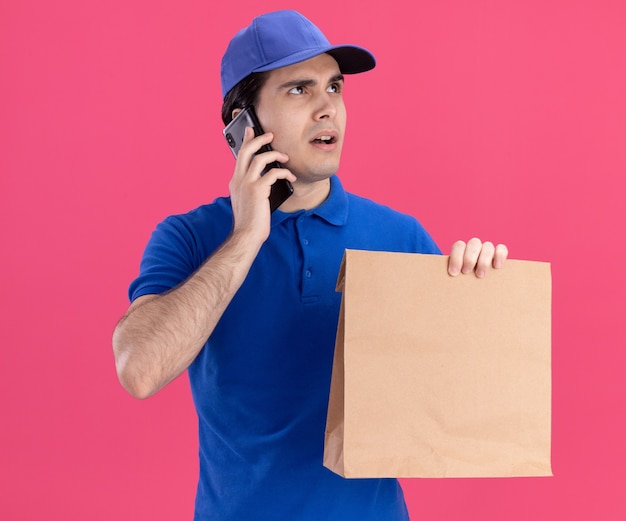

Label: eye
[327,82,342,94]
[288,86,305,95]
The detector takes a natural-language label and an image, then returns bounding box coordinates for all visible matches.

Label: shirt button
[305,269,312,278]
[303,239,309,245]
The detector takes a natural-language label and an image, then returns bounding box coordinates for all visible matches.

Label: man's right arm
[113,127,296,399]
[112,228,262,399]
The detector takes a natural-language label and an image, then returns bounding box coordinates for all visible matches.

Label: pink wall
[2,1,625,519]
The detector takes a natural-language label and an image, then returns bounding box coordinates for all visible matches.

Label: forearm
[113,229,262,398]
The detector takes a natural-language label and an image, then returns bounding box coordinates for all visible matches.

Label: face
[255,53,347,186]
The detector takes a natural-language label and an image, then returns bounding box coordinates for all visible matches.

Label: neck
[278,177,331,213]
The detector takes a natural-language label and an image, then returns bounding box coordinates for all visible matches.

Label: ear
[231,108,242,121]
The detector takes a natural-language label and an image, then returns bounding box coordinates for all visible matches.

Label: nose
[313,91,337,121]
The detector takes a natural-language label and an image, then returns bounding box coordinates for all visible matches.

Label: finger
[261,166,297,183]
[474,241,495,278]
[247,150,290,179]
[241,130,276,156]
[448,240,466,276]
[234,130,277,176]
[462,237,483,274]
[493,243,509,269]
[237,126,258,158]
[231,127,255,179]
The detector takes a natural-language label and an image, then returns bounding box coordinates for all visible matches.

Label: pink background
[2,0,625,519]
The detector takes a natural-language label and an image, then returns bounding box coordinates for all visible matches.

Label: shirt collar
[271,175,349,228]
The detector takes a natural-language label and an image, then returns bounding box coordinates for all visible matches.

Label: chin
[289,161,340,183]
[306,168,339,183]
[313,159,341,177]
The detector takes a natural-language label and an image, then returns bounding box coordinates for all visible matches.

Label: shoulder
[162,196,232,233]
[154,197,233,252]
[343,191,441,254]
[129,197,233,301]
[345,192,420,227]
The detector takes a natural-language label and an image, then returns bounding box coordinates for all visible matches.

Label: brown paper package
[324,249,552,478]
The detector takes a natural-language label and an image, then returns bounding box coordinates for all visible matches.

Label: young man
[113,10,507,520]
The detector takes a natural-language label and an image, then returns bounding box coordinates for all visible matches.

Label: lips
[312,135,336,144]
[310,130,339,147]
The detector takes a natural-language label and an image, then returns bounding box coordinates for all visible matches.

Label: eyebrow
[277,73,345,91]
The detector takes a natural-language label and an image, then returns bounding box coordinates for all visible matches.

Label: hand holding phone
[223,106,294,212]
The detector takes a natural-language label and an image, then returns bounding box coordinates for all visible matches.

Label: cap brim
[327,45,376,74]
[253,44,376,75]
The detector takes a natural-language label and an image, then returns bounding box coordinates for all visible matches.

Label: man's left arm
[447,237,509,278]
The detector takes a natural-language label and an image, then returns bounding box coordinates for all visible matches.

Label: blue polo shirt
[129,175,440,521]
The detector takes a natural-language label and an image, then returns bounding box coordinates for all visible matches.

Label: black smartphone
[223,106,294,212]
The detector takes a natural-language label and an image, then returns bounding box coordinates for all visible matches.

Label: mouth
[310,130,339,149]
[311,135,337,145]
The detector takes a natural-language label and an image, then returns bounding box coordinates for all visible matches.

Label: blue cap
[220,10,376,98]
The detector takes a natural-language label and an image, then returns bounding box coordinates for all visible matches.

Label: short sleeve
[128,215,202,302]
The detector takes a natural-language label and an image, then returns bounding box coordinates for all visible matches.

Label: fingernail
[449,266,459,276]
[476,269,485,278]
